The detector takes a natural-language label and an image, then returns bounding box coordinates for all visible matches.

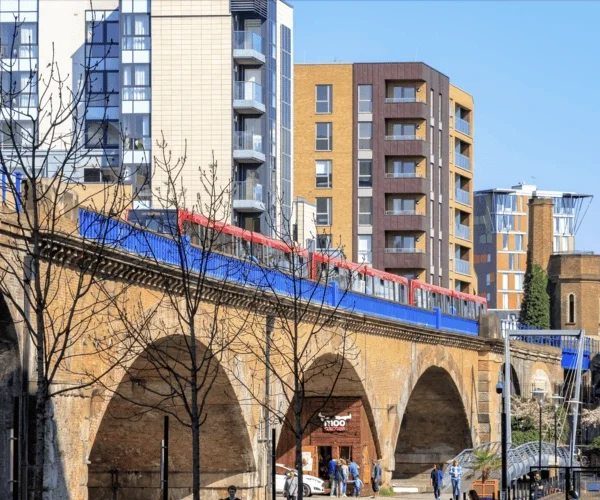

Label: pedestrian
[449,460,463,500]
[354,476,364,497]
[287,470,299,500]
[430,464,443,500]
[370,459,382,498]
[224,485,241,500]
[349,460,359,479]
[284,472,292,500]
[335,460,345,498]
[468,490,480,500]
[329,456,338,497]
[341,459,350,497]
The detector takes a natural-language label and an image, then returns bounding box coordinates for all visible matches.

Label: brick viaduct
[0,207,563,500]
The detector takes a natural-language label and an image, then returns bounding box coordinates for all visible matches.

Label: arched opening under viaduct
[501,363,522,397]
[0,293,19,499]
[394,367,472,479]
[276,354,380,489]
[88,335,255,500]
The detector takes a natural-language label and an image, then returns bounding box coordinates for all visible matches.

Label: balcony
[455,258,471,276]
[385,209,421,216]
[233,132,265,163]
[382,248,428,271]
[385,247,423,254]
[455,188,470,206]
[233,181,265,212]
[455,223,470,241]
[385,134,419,141]
[233,31,265,65]
[455,117,471,136]
[385,97,424,104]
[233,81,265,114]
[455,153,470,171]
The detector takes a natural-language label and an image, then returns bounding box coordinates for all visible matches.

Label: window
[122,13,151,50]
[316,197,332,225]
[358,160,372,187]
[86,121,120,148]
[502,234,509,250]
[387,197,415,214]
[515,234,523,251]
[387,160,416,178]
[508,254,515,270]
[430,88,434,117]
[486,293,491,303]
[316,84,332,113]
[358,197,373,225]
[438,93,442,121]
[315,160,332,188]
[388,234,416,250]
[315,122,332,151]
[514,273,524,291]
[122,63,150,100]
[316,234,332,251]
[568,294,576,324]
[486,273,491,286]
[390,85,416,102]
[438,129,442,158]
[487,254,492,263]
[502,293,509,309]
[392,123,416,138]
[358,122,373,150]
[358,235,372,264]
[430,125,434,154]
[358,84,373,113]
[502,273,508,290]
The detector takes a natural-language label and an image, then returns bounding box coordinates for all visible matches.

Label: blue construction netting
[1,169,22,212]
[78,208,480,337]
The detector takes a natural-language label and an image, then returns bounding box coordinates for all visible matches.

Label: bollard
[463,493,467,500]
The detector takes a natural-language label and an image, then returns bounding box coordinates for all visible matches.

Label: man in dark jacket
[370,460,382,498]
[430,464,443,500]
[328,456,338,497]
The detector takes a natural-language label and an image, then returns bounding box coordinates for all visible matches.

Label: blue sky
[292,0,600,251]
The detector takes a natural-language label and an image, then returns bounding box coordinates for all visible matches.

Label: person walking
[349,460,359,480]
[335,460,345,498]
[370,460,382,498]
[223,485,241,500]
[341,459,350,497]
[430,464,443,500]
[287,471,299,500]
[354,476,364,497]
[328,457,338,497]
[449,460,463,500]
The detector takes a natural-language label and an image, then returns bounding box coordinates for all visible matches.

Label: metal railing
[455,188,470,206]
[233,81,264,103]
[455,258,470,275]
[455,223,470,240]
[233,181,263,202]
[384,172,421,179]
[385,134,418,141]
[455,117,471,135]
[233,131,263,153]
[385,209,421,216]
[384,247,423,253]
[233,31,264,54]
[385,97,424,104]
[455,153,470,171]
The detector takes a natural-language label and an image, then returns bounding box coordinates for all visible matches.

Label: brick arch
[87,333,256,500]
[530,362,553,393]
[389,345,476,477]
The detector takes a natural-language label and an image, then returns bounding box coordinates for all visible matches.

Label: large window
[508,254,515,270]
[315,160,332,188]
[86,121,120,148]
[495,214,515,232]
[358,235,372,264]
[316,84,332,113]
[515,234,523,251]
[387,197,415,214]
[358,160,372,187]
[315,122,332,151]
[122,63,150,100]
[386,160,416,178]
[390,85,416,102]
[122,115,150,151]
[122,13,150,50]
[502,233,509,250]
[358,197,372,225]
[358,122,373,150]
[316,197,332,226]
[388,234,416,250]
[391,123,416,138]
[514,273,524,291]
[358,84,372,113]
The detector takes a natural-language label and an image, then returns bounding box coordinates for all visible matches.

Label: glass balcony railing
[233,31,264,54]
[455,117,471,136]
[385,209,421,216]
[234,81,264,103]
[385,97,424,104]
[455,223,470,241]
[234,131,263,153]
[384,171,421,179]
[234,181,263,203]
[385,134,418,141]
[455,153,470,171]
[384,247,423,254]
[455,188,470,206]
[455,258,470,276]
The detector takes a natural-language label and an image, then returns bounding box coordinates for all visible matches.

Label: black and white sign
[318,412,352,432]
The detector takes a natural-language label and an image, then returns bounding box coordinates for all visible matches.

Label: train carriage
[409,280,487,319]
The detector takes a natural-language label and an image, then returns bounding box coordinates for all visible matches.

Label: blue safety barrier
[1,169,22,212]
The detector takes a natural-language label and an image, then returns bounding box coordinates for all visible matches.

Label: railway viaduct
[0,204,563,500]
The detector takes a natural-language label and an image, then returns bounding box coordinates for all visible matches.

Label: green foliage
[471,449,502,483]
[590,436,600,451]
[379,487,395,497]
[519,264,550,329]
[510,397,570,447]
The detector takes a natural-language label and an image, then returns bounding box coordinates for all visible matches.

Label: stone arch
[501,363,522,396]
[88,334,256,500]
[531,364,553,395]
[392,346,474,479]
[0,292,19,499]
[276,352,381,482]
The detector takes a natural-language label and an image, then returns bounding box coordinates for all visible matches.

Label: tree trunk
[295,386,303,500]
[32,373,46,499]
[192,417,200,500]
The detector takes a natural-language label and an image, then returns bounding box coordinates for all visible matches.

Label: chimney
[527,196,554,272]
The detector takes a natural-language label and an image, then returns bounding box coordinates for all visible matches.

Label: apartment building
[294,62,476,292]
[0,0,293,237]
[474,183,591,310]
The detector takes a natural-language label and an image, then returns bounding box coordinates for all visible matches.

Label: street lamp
[551,394,564,467]
[532,388,546,474]
[497,372,507,500]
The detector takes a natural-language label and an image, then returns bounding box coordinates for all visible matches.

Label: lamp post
[497,372,507,500]
[551,394,564,467]
[532,388,546,473]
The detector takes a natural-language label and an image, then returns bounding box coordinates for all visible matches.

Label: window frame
[315,160,332,189]
[358,235,372,264]
[315,84,332,114]
[358,122,373,151]
[315,122,332,151]
[358,84,373,113]
[315,197,332,226]
[358,197,373,226]
[358,160,373,187]
[316,233,332,251]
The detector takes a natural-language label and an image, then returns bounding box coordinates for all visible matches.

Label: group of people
[327,457,382,498]
[431,460,463,500]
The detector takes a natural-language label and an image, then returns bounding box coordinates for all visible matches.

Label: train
[126,209,487,320]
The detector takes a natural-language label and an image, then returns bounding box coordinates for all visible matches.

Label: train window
[399,284,407,304]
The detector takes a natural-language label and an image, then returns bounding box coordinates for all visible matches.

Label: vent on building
[230,0,268,18]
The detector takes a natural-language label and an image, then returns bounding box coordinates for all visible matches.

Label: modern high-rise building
[294,62,476,293]
[474,183,591,310]
[0,0,293,237]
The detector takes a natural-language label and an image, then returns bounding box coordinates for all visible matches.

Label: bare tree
[0,12,143,499]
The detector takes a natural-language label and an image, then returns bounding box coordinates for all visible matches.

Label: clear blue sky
[292,0,600,251]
